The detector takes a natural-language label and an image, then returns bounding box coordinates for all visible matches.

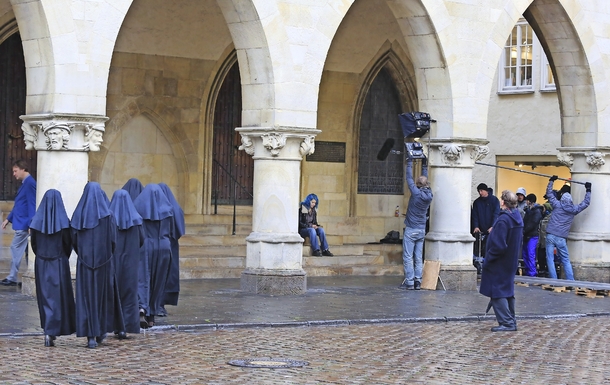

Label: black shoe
[312,250,322,257]
[140,310,149,329]
[491,325,517,332]
[117,331,127,340]
[414,281,421,290]
[322,249,334,256]
[87,337,98,349]
[44,335,55,347]
[96,333,107,344]
[0,279,17,286]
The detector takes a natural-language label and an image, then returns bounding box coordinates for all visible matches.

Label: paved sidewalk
[1,275,609,336]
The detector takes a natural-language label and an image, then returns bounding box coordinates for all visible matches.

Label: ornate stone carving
[261,133,286,157]
[440,143,463,165]
[43,123,73,150]
[299,136,315,157]
[83,124,105,152]
[470,145,489,162]
[557,152,574,168]
[21,122,38,150]
[238,134,254,155]
[585,152,605,171]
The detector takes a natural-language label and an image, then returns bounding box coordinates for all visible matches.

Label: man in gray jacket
[400,158,433,290]
[545,176,591,280]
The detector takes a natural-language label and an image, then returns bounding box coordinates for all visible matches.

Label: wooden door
[0,33,34,200]
[211,62,253,205]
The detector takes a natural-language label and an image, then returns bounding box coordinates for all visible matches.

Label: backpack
[380,230,401,244]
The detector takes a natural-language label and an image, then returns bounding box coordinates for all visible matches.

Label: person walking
[1,160,36,286]
[400,157,433,290]
[479,190,523,332]
[30,189,76,347]
[545,176,591,280]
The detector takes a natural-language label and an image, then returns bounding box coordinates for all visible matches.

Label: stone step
[185,224,251,236]
[305,265,403,277]
[302,244,364,257]
[180,256,245,269]
[180,235,248,248]
[180,245,247,257]
[303,254,385,267]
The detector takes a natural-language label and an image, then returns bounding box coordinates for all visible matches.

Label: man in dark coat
[30,189,76,347]
[479,190,523,332]
[122,178,144,202]
[71,182,117,348]
[158,183,185,314]
[133,184,174,327]
[471,183,500,235]
[109,189,144,338]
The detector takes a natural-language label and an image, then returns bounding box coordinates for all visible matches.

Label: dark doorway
[358,67,403,194]
[0,32,34,200]
[212,61,253,205]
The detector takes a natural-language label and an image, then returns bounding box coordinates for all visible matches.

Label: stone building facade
[1,0,609,294]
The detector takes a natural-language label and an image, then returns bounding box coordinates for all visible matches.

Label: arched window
[358,67,403,194]
[0,32,33,200]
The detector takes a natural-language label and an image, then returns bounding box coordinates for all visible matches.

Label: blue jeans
[299,227,329,252]
[545,233,574,280]
[6,230,29,282]
[402,227,425,285]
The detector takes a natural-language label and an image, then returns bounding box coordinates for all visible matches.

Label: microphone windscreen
[376,138,395,161]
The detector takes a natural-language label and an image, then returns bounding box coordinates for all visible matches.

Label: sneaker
[312,250,322,257]
[414,281,421,290]
[322,249,334,256]
[0,279,17,286]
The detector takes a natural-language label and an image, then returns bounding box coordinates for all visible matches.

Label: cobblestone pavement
[0,316,608,384]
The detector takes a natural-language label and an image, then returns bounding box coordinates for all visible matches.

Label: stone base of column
[436,265,478,291]
[241,268,307,295]
[21,273,35,297]
[572,264,610,282]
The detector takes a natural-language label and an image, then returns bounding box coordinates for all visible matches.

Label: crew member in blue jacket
[400,158,433,290]
[1,160,37,286]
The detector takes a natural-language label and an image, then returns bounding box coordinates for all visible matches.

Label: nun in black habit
[158,183,185,313]
[133,184,174,327]
[30,189,76,347]
[109,189,144,338]
[71,182,117,348]
[122,178,144,202]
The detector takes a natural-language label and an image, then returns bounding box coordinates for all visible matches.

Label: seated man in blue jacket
[299,194,333,257]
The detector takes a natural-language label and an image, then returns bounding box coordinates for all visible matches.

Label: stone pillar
[19,113,108,296]
[236,126,318,295]
[556,148,610,282]
[424,138,489,290]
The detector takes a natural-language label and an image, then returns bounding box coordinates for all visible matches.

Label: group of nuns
[32,178,185,348]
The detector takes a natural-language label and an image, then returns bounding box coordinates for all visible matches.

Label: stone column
[556,147,610,282]
[236,126,318,295]
[424,138,489,290]
[19,113,108,296]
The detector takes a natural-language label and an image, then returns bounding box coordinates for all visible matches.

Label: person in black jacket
[299,194,333,257]
[522,194,544,277]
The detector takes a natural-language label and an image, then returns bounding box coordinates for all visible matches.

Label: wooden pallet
[575,288,609,299]
[541,284,572,293]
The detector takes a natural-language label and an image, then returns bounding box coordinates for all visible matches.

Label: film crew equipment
[405,142,426,159]
[376,138,396,160]
[475,162,586,185]
[398,112,433,138]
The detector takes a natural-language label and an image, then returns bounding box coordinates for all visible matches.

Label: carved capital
[261,133,287,157]
[42,123,73,151]
[238,134,255,155]
[83,124,105,152]
[585,152,605,171]
[470,145,489,162]
[440,143,463,165]
[557,152,574,169]
[21,122,38,151]
[299,136,315,157]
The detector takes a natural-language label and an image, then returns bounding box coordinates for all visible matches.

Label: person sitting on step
[298,193,333,257]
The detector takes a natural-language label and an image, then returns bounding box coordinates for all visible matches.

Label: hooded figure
[122,178,144,202]
[298,193,333,257]
[109,189,144,337]
[133,184,174,327]
[480,190,523,332]
[544,177,591,280]
[158,183,185,312]
[71,182,117,348]
[30,189,76,347]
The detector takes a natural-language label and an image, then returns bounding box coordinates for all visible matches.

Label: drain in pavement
[227,358,309,368]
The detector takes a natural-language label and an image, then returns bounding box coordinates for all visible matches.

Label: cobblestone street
[1,316,608,384]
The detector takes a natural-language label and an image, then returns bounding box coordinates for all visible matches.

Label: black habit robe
[109,189,144,333]
[133,184,174,317]
[71,182,117,338]
[122,178,144,202]
[30,189,76,337]
[159,183,185,307]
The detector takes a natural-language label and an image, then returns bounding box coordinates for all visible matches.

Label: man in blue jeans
[545,176,591,280]
[1,160,36,286]
[400,157,433,290]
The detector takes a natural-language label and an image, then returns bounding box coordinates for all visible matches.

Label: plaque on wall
[306,141,346,163]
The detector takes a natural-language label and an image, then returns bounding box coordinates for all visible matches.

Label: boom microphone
[376,138,395,161]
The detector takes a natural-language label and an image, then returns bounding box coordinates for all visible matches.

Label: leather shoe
[414,281,421,290]
[322,249,334,256]
[1,279,17,286]
[44,335,55,347]
[312,250,322,257]
[491,325,517,332]
[117,331,127,340]
[87,337,98,349]
[96,333,107,344]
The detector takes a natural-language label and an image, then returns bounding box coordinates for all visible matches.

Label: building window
[541,55,556,91]
[500,21,534,92]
